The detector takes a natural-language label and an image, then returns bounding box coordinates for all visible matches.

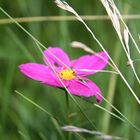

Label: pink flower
[19,47,109,103]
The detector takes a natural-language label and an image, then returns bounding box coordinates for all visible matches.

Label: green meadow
[0,0,140,139]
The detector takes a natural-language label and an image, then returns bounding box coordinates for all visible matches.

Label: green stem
[65,92,69,112]
[102,41,121,133]
[65,92,70,140]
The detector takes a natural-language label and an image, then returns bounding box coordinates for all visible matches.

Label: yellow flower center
[59,69,75,80]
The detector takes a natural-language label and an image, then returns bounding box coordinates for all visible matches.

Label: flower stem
[65,93,69,112]
[65,92,71,140]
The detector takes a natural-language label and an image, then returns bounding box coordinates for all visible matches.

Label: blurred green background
[0,0,140,139]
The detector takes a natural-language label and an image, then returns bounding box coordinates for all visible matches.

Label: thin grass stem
[15,90,55,119]
[94,104,125,122]
[101,0,140,84]
[54,0,140,104]
[75,69,118,74]
[102,41,121,133]
[15,90,85,139]
[35,41,98,130]
[98,93,140,133]
[111,0,140,54]
[1,14,140,25]
[0,7,70,69]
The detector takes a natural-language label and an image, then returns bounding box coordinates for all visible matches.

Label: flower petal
[67,78,102,103]
[18,63,63,87]
[43,47,70,67]
[71,52,109,76]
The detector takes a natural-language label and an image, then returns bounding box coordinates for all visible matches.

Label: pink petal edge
[43,47,70,67]
[67,78,102,103]
[18,63,64,87]
[71,52,109,76]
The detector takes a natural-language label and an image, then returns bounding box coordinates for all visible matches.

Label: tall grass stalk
[54,0,140,134]
[54,0,140,105]
[98,93,140,133]
[6,28,35,61]
[83,91,140,133]
[0,5,127,134]
[101,0,140,84]
[1,7,105,131]
[15,90,86,140]
[15,90,65,140]
[34,41,97,130]
[94,104,125,122]
[111,0,140,55]
[18,131,30,140]
[1,1,140,139]
[102,41,121,133]
[58,9,71,139]
[15,90,57,120]
[1,15,140,25]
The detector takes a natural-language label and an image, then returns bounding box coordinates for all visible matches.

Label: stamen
[59,69,75,80]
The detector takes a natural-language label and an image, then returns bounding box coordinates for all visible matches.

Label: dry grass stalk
[54,0,140,103]
[62,125,123,139]
[101,0,140,83]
